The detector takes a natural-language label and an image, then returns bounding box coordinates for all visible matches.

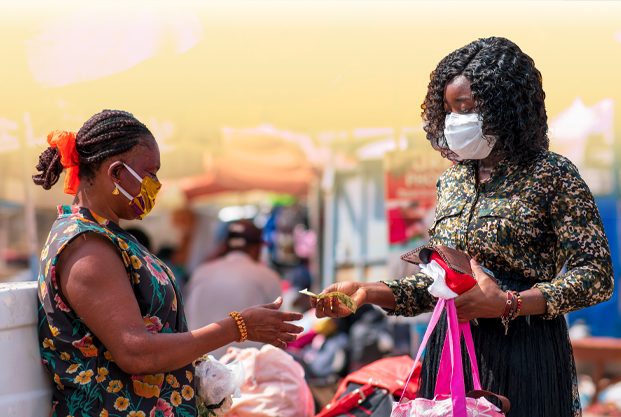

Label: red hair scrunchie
[46,130,80,195]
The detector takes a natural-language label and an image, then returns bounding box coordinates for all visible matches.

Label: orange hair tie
[46,130,80,195]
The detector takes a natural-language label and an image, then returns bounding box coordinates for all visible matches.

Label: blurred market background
[2,1,621,414]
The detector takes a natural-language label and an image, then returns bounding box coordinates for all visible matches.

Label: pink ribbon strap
[398,298,447,404]
[398,299,483,417]
[435,317,482,397]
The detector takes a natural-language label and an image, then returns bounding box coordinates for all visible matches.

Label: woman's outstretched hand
[454,259,507,323]
[240,297,304,349]
[310,281,367,319]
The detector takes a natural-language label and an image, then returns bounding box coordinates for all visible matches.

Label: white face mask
[443,113,495,160]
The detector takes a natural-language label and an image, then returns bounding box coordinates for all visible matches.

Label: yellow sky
[0,1,620,205]
[1,1,620,130]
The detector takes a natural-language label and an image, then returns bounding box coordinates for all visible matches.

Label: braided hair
[33,110,153,190]
[421,37,549,164]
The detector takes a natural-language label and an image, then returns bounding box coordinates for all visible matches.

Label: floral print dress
[38,205,197,417]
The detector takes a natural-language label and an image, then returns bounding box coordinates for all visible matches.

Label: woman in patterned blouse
[313,37,613,416]
[34,110,303,417]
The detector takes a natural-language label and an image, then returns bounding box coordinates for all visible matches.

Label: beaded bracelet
[510,291,522,320]
[228,311,248,343]
[500,291,515,336]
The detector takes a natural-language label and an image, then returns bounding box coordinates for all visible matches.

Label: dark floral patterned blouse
[382,151,614,320]
[38,205,197,417]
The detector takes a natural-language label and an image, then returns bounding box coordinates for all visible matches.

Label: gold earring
[112,184,120,195]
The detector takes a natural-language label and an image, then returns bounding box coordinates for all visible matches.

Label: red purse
[316,383,376,417]
[315,356,421,417]
[401,245,477,294]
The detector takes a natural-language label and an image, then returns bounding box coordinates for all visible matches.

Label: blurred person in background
[312,37,614,417]
[125,227,151,251]
[263,205,306,276]
[281,265,313,313]
[185,219,282,358]
[33,110,302,417]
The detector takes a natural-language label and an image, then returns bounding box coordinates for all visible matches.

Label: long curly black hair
[421,37,549,164]
[33,110,153,190]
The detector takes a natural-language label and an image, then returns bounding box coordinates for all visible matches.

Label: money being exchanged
[299,288,358,314]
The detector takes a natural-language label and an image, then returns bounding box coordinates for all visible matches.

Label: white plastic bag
[195,355,245,406]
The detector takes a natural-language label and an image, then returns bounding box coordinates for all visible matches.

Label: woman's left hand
[241,297,304,349]
[454,259,507,323]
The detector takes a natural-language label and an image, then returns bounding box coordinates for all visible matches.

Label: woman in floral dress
[34,110,303,417]
[312,37,614,416]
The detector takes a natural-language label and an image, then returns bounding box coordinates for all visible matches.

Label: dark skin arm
[57,233,303,376]
[311,260,546,322]
[454,259,547,322]
[311,281,396,318]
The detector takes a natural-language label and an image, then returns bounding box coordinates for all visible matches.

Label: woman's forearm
[117,300,302,375]
[362,282,397,310]
[516,288,547,316]
[120,318,240,375]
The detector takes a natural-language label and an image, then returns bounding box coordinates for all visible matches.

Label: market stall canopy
[179,125,322,200]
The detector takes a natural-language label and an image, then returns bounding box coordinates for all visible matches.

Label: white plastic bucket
[0,282,53,416]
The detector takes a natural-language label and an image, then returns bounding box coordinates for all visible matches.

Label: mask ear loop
[108,161,139,201]
[122,163,145,183]
[115,183,135,201]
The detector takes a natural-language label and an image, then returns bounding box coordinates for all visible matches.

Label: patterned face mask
[114,163,162,220]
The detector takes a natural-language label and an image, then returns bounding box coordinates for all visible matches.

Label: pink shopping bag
[391,299,510,417]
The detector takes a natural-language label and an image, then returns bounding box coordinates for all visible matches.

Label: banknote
[299,288,358,314]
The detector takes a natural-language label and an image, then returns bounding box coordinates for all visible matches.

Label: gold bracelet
[228,311,248,343]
